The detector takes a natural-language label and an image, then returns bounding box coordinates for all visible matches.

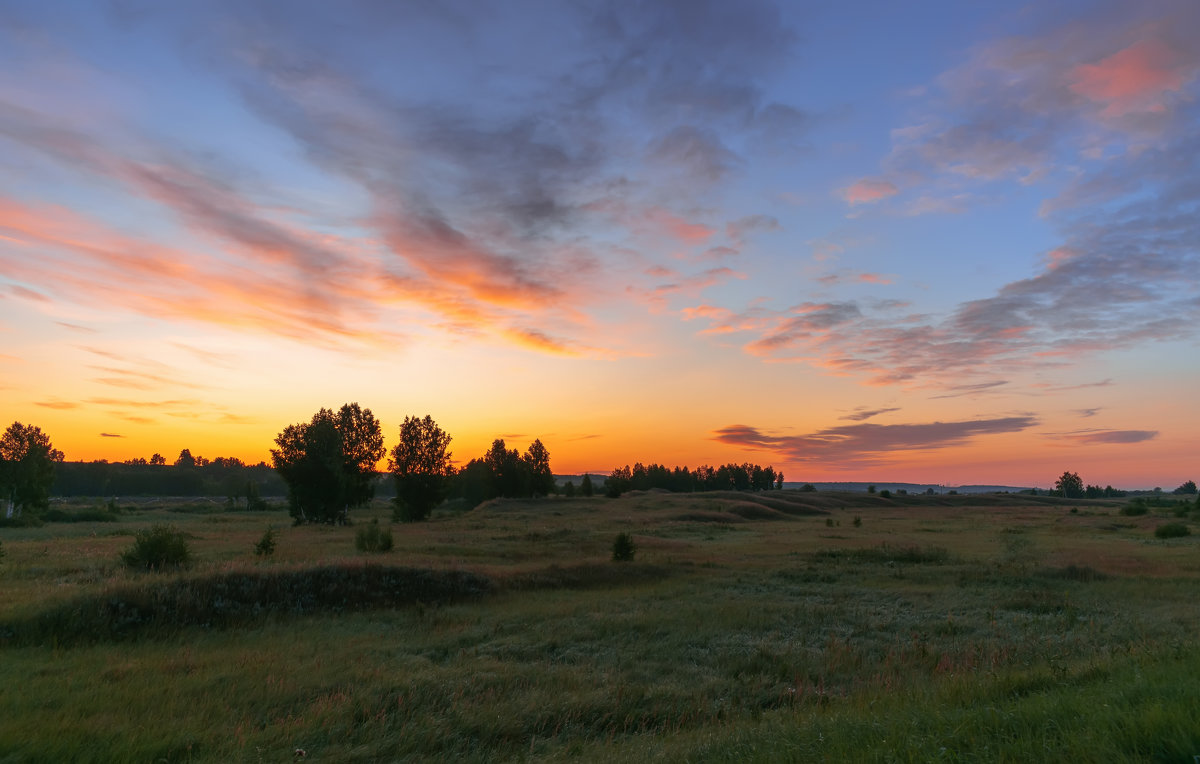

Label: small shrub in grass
[879,489,891,498]
[355,518,393,553]
[852,516,862,527]
[1120,500,1148,516]
[612,532,636,561]
[1154,522,1190,539]
[254,526,277,557]
[121,524,191,570]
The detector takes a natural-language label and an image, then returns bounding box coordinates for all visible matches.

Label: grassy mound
[1,565,494,646]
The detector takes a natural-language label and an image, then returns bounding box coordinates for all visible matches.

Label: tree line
[602,461,783,498]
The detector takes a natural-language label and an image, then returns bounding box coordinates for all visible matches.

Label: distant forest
[48,451,786,504]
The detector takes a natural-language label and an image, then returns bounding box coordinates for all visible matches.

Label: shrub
[799,483,816,492]
[1154,523,1190,539]
[852,516,862,527]
[254,526,277,557]
[121,525,191,570]
[879,489,891,498]
[355,518,394,553]
[612,532,636,562]
[1119,503,1148,516]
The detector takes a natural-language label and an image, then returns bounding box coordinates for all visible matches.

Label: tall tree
[271,403,384,524]
[390,415,454,522]
[1,422,64,519]
[580,473,594,497]
[523,439,554,497]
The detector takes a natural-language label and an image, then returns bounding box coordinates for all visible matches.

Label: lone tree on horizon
[1055,470,1085,499]
[271,403,384,524]
[390,415,454,522]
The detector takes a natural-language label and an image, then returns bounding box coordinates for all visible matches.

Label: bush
[852,515,862,527]
[1120,503,1148,516]
[254,526,277,557]
[121,525,191,570]
[355,518,394,553]
[799,483,816,492]
[879,489,891,499]
[1154,523,1190,539]
[612,532,636,562]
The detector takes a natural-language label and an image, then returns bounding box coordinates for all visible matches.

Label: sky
[1,0,1198,489]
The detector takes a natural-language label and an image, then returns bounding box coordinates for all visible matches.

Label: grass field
[2,490,1199,762]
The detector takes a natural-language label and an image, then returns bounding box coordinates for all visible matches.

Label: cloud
[99,432,123,438]
[648,126,739,185]
[930,381,1009,399]
[713,415,1039,466]
[686,6,1200,391]
[34,400,79,409]
[726,214,780,243]
[1050,429,1158,445]
[0,0,810,358]
[1070,39,1194,118]
[8,284,50,302]
[1074,407,1101,418]
[840,407,900,421]
[841,178,898,205]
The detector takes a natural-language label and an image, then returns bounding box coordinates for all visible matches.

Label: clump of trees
[271,403,384,525]
[451,438,556,509]
[1,422,64,520]
[602,462,784,498]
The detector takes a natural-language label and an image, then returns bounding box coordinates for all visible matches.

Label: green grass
[1,491,1198,761]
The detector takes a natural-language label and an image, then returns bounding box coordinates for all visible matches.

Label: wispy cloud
[1047,429,1158,445]
[713,415,1039,467]
[840,407,900,422]
[0,0,810,358]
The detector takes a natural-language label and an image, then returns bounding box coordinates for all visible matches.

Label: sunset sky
[2,1,1198,488]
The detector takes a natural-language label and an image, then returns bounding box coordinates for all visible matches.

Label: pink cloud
[842,178,898,206]
[1070,40,1190,117]
[644,207,715,243]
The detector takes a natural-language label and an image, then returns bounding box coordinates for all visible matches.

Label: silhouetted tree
[149,453,166,466]
[580,473,594,497]
[390,415,454,522]
[1173,480,1197,495]
[523,439,554,497]
[1,422,64,519]
[484,439,529,498]
[271,403,384,524]
[606,465,632,497]
[174,449,196,468]
[454,457,492,508]
[1055,470,1085,499]
[563,481,576,497]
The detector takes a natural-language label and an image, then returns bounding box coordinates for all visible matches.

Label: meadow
[1,489,1198,762]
